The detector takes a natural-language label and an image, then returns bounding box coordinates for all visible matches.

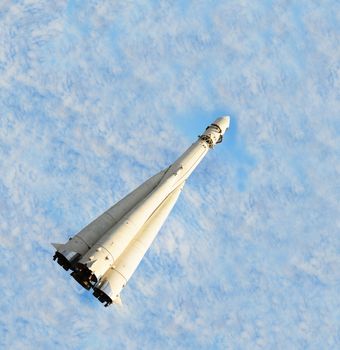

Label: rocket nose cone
[213,116,230,135]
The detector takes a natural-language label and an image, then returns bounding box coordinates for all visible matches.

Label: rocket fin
[51,243,64,250]
[112,296,122,306]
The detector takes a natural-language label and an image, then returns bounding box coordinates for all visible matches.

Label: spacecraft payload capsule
[52,116,230,306]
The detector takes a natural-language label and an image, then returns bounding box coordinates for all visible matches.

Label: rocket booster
[52,116,230,306]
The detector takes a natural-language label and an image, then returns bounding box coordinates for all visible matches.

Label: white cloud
[0,0,338,349]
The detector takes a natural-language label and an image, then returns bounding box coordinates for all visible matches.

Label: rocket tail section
[92,184,184,306]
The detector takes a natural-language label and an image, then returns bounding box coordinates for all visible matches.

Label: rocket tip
[213,116,230,134]
[221,115,230,128]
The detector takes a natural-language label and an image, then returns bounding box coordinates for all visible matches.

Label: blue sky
[0,1,339,349]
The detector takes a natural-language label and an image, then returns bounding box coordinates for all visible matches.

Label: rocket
[52,116,230,307]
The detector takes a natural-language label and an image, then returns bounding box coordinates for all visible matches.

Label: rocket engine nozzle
[53,250,81,271]
[93,287,112,307]
[53,251,72,271]
[71,263,97,290]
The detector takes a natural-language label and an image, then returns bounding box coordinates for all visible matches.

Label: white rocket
[52,116,230,306]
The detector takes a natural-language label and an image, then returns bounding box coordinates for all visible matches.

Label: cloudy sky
[0,1,339,349]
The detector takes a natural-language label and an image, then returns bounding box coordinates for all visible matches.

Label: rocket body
[52,117,230,306]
